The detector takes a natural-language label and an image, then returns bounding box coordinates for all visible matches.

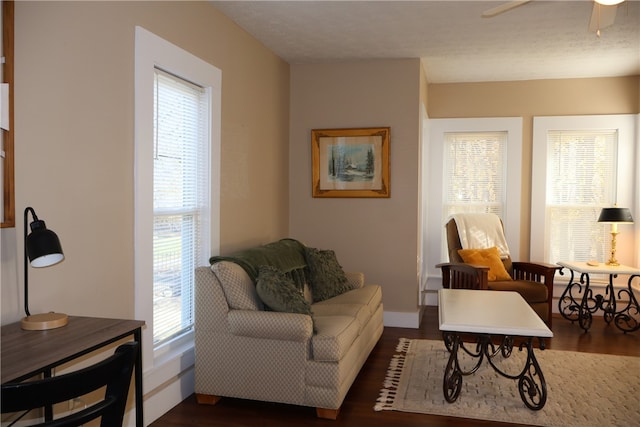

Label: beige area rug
[374,338,639,426]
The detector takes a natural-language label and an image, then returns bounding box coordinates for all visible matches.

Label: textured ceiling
[211,0,640,83]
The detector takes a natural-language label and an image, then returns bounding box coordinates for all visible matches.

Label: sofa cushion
[458,246,512,281]
[304,247,351,302]
[256,266,313,316]
[311,303,370,334]
[316,285,382,317]
[211,261,263,310]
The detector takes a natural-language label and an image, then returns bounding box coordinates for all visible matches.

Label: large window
[135,27,221,375]
[426,117,522,275]
[152,69,209,346]
[544,130,617,263]
[531,115,636,269]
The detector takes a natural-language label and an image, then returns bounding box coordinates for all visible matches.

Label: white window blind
[427,117,522,277]
[545,130,617,264]
[153,68,209,346]
[442,131,507,220]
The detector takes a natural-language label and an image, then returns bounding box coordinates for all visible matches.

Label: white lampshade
[595,0,624,5]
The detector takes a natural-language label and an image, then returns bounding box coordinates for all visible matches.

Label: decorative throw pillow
[304,247,350,302]
[255,265,313,315]
[457,246,512,281]
[211,261,264,310]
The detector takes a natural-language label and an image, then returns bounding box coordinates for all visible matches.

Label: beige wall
[428,76,640,258]
[289,59,422,316]
[2,1,637,328]
[1,1,289,324]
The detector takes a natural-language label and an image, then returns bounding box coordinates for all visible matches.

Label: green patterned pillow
[256,265,312,315]
[304,247,350,302]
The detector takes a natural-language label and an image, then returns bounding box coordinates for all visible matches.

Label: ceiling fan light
[595,0,623,5]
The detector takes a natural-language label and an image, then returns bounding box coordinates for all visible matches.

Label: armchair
[437,215,560,326]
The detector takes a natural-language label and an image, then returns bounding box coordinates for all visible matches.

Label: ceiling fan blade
[589,3,618,32]
[481,0,532,18]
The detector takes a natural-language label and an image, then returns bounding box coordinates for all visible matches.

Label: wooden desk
[438,289,552,410]
[2,316,145,426]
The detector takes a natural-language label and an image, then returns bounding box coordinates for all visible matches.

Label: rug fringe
[374,338,412,411]
[395,337,412,353]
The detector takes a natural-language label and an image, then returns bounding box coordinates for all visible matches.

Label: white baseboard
[383,309,423,329]
[421,289,439,306]
[124,366,194,427]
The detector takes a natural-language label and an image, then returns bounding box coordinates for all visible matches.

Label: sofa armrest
[345,272,365,289]
[436,262,489,290]
[227,310,313,342]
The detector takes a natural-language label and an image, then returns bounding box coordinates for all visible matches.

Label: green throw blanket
[209,238,308,288]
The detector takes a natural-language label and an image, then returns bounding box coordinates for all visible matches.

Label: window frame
[152,68,210,348]
[427,117,523,278]
[134,26,221,376]
[531,114,636,269]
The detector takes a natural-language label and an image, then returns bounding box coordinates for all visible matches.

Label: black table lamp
[597,206,634,266]
[21,207,67,331]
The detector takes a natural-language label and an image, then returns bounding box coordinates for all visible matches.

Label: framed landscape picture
[311,127,390,198]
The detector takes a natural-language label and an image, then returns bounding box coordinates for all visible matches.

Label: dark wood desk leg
[44,369,53,421]
[134,328,144,427]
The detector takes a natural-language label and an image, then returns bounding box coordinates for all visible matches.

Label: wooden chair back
[445,218,514,275]
[1,341,138,427]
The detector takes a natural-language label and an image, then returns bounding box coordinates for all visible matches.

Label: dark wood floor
[150,306,639,426]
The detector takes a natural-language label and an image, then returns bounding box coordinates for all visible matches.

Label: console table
[1,316,145,426]
[438,288,553,410]
[557,261,640,333]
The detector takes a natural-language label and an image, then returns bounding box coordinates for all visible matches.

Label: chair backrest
[1,341,138,427]
[445,218,513,274]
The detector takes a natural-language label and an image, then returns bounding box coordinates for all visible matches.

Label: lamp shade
[597,207,634,224]
[26,219,64,268]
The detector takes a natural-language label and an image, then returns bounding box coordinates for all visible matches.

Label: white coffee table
[438,288,553,410]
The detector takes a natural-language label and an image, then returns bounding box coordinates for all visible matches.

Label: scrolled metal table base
[613,276,640,333]
[558,269,640,333]
[442,332,547,411]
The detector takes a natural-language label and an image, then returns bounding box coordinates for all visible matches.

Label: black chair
[1,341,139,427]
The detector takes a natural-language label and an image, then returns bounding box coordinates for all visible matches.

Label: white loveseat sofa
[194,239,384,419]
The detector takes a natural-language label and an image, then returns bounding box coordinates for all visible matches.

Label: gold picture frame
[312,127,390,198]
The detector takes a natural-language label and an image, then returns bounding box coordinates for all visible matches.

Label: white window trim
[531,114,636,266]
[134,26,221,391]
[426,117,523,278]
[636,114,640,269]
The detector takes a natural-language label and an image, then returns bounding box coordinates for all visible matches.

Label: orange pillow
[457,247,512,281]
